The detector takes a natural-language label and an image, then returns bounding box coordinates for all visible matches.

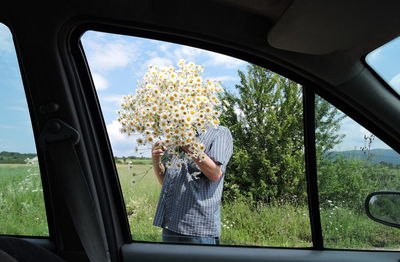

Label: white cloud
[205,53,246,69]
[159,44,169,52]
[7,106,27,112]
[146,57,173,67]
[389,73,400,94]
[144,45,202,69]
[101,94,124,105]
[106,120,135,156]
[143,40,247,73]
[0,125,15,129]
[106,120,151,157]
[82,33,138,72]
[91,42,136,71]
[173,46,203,61]
[0,23,13,53]
[92,72,108,90]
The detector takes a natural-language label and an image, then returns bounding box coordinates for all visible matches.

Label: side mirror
[365,191,400,229]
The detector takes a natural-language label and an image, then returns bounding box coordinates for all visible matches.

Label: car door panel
[121,243,400,262]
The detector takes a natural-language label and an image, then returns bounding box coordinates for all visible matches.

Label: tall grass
[117,164,163,241]
[220,198,311,247]
[321,203,400,249]
[0,164,48,236]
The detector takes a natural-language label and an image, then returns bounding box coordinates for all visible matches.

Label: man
[151,125,233,244]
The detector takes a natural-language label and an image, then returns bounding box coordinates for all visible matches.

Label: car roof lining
[268,0,400,55]
[208,0,293,20]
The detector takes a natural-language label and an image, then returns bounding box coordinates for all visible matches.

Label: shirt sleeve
[206,126,233,174]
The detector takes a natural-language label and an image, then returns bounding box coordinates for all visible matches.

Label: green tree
[220,64,344,204]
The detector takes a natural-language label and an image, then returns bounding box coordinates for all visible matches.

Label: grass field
[1,163,400,249]
[0,164,48,236]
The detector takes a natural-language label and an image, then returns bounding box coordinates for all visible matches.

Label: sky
[366,36,400,95]
[0,24,398,156]
[0,23,37,153]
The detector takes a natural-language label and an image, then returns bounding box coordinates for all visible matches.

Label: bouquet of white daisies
[117,59,223,165]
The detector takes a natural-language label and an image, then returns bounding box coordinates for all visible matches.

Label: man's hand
[152,142,167,164]
[181,145,192,154]
[181,144,223,182]
[152,142,167,185]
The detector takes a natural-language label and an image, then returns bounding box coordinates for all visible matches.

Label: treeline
[0,151,36,164]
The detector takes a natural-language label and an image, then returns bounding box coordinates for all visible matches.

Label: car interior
[1,0,400,261]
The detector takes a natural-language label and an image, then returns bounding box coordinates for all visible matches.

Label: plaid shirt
[153,126,233,237]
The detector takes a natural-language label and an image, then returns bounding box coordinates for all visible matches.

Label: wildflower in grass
[118,59,223,164]
[17,156,41,193]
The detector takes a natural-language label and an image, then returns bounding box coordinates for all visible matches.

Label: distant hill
[0,151,36,164]
[328,149,400,165]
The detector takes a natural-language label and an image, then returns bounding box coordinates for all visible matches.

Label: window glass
[81,30,311,247]
[365,36,400,95]
[0,23,48,236]
[316,95,400,249]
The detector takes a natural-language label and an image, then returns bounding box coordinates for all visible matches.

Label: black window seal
[303,88,323,249]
